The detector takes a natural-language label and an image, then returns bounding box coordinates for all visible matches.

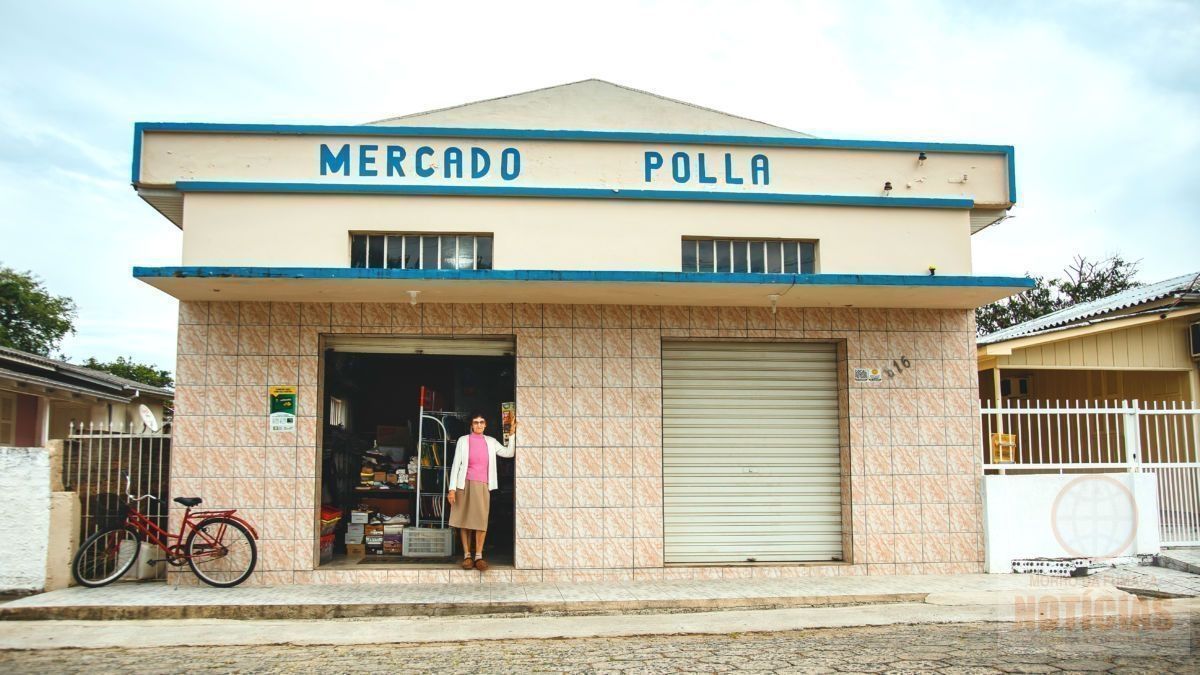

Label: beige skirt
[449,480,491,531]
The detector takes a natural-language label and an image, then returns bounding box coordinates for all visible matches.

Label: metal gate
[61,422,171,541]
[981,399,1200,546]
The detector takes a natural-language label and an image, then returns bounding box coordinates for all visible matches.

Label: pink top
[465,433,489,482]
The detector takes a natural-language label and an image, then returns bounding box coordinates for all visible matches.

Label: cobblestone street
[2,616,1196,674]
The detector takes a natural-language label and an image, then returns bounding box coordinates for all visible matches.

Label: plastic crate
[319,505,342,536]
[402,527,453,557]
[319,533,335,564]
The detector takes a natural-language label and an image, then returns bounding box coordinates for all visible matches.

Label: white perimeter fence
[980,400,1200,546]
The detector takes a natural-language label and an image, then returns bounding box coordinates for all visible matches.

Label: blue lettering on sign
[752,154,769,185]
[321,143,520,182]
[387,146,406,176]
[358,144,378,177]
[444,146,463,179]
[319,143,350,176]
[500,148,520,181]
[697,152,716,184]
[644,151,663,182]
[471,148,490,178]
[415,146,435,177]
[671,152,690,183]
[643,149,769,186]
[724,153,743,185]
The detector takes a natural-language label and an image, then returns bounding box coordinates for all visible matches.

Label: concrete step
[1155,549,1200,576]
[0,590,930,621]
[0,574,1140,622]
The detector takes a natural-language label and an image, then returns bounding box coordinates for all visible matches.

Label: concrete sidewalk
[1,592,1194,651]
[0,572,1153,621]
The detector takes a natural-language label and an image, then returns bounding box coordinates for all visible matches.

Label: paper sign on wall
[269,385,297,432]
[853,368,883,383]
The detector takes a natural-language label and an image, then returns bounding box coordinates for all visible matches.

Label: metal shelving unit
[406,387,459,557]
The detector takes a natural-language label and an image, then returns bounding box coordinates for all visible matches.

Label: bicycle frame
[122,501,259,564]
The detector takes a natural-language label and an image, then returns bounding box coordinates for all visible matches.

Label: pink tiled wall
[170,301,983,585]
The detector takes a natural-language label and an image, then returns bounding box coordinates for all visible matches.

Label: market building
[132,80,1030,584]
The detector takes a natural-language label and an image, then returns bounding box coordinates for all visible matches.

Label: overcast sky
[1,0,1197,372]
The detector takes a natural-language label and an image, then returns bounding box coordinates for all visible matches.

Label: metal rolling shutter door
[662,341,843,563]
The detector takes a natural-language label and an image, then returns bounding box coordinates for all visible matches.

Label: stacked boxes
[383,524,405,553]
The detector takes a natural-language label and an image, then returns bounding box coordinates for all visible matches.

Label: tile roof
[978,271,1200,345]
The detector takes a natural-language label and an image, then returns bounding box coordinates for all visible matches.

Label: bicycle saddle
[174,497,203,507]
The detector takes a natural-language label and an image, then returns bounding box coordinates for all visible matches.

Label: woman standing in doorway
[447,412,516,572]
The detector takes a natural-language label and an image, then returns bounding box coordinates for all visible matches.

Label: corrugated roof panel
[979,271,1200,344]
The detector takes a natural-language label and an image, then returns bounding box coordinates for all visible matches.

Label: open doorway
[319,338,516,568]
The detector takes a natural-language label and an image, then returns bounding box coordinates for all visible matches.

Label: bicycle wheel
[72,526,141,587]
[186,517,257,587]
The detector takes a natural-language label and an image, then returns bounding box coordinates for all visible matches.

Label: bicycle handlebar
[121,470,160,503]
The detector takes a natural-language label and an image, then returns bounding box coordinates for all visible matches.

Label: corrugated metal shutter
[662,341,843,563]
[324,336,515,356]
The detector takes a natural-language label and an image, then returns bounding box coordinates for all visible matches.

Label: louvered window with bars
[350,233,493,270]
[682,238,817,274]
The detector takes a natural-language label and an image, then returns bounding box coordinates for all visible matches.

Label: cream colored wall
[180,193,973,275]
[998,318,1195,370]
[139,132,1012,207]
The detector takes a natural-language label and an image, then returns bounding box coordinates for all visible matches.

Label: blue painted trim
[1007,145,1017,203]
[174,181,975,209]
[131,122,144,183]
[133,266,1035,289]
[132,121,1018,203]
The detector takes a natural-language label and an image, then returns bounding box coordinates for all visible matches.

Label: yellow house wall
[179,193,974,276]
[997,319,1195,371]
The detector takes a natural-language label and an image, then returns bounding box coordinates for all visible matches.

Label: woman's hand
[447,489,456,506]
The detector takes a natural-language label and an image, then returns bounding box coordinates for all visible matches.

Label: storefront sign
[320,143,521,180]
[269,385,297,432]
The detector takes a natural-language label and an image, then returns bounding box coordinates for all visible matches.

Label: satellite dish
[138,404,160,433]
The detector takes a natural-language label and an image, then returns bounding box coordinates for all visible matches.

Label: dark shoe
[461,557,475,570]
[474,558,489,572]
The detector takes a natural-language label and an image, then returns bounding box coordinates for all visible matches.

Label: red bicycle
[72,471,259,588]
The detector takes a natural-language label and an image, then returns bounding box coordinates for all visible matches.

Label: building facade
[134,80,1029,584]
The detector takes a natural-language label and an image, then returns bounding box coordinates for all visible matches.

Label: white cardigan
[446,433,515,491]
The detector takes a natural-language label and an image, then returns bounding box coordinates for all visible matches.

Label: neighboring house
[977,271,1200,406]
[0,346,173,446]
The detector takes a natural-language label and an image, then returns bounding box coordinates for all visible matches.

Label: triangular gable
[370,79,811,137]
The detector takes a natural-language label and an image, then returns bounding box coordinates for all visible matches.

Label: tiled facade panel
[169,301,983,585]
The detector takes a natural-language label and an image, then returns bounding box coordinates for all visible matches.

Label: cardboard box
[382,524,405,535]
[345,543,366,558]
[383,543,403,553]
[345,533,364,544]
[346,523,365,537]
[365,524,384,536]
[365,535,384,546]
[373,471,387,482]
[350,510,370,524]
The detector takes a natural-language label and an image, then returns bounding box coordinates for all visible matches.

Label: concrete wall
[0,447,51,592]
[169,300,984,585]
[981,473,1160,573]
[179,193,974,276]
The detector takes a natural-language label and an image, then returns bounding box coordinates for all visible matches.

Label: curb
[0,593,928,621]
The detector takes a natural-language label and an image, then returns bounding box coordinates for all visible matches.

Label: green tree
[0,265,76,355]
[82,356,173,390]
[976,255,1142,336]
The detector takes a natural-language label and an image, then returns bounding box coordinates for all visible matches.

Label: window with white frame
[682,238,817,274]
[350,233,493,270]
